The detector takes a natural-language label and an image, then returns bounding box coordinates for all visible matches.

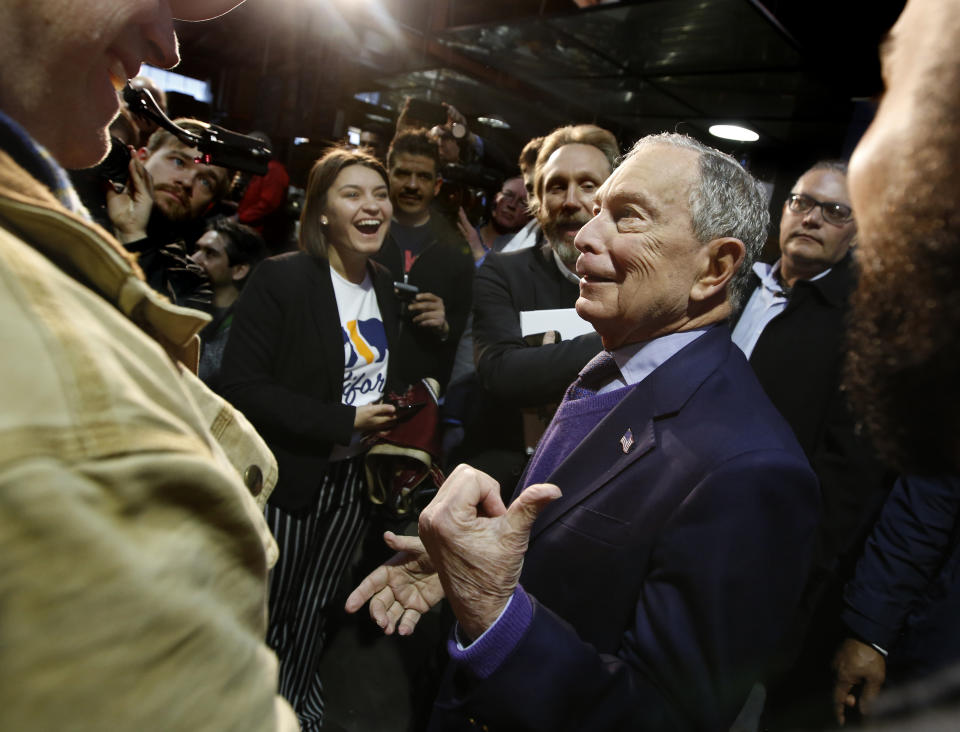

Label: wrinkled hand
[106,154,154,243]
[408,292,449,338]
[457,207,485,261]
[345,532,443,635]
[418,464,561,641]
[354,403,397,432]
[832,637,887,725]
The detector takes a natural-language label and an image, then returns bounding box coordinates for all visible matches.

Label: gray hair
[628,132,770,310]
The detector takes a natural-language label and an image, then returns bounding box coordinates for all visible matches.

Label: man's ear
[433,176,443,197]
[690,237,745,302]
[136,147,150,162]
[230,263,250,284]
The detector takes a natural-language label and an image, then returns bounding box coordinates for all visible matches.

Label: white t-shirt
[329,268,389,460]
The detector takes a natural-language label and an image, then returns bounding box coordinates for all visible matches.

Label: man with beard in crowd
[107,119,232,310]
[450,124,615,492]
[826,0,960,724]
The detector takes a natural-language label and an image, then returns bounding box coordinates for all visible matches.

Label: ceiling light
[477,116,510,130]
[709,124,759,142]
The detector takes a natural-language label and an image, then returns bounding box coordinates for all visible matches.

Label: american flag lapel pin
[620,428,635,454]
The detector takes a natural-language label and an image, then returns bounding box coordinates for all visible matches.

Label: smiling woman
[219,145,405,731]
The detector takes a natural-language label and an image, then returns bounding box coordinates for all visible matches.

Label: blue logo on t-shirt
[342,318,388,368]
[342,317,388,405]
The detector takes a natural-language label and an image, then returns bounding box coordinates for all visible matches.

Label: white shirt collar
[755,258,834,294]
[597,327,711,393]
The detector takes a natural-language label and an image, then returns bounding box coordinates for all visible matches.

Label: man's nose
[801,206,823,226]
[175,167,197,190]
[574,212,604,254]
[137,5,180,70]
[561,185,581,212]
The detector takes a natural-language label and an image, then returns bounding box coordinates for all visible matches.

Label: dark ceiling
[174,0,905,183]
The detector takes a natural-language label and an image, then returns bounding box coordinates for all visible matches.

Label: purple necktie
[564,351,620,401]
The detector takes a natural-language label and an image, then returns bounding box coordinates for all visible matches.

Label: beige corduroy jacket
[0,150,298,731]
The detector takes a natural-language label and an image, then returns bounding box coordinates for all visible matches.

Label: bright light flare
[708,124,759,142]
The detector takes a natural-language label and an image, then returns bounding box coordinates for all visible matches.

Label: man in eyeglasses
[731,162,894,729]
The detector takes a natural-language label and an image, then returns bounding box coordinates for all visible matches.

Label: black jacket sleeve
[219,257,355,451]
[473,254,601,407]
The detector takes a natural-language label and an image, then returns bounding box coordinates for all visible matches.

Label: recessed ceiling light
[477,116,510,130]
[709,124,759,142]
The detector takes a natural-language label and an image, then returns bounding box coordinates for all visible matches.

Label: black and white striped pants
[265,456,370,732]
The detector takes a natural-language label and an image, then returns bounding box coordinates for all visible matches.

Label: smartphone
[394,281,420,302]
[406,98,447,128]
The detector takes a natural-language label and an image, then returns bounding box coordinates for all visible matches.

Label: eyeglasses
[786,193,853,226]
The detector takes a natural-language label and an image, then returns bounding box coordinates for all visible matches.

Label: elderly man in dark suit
[348,133,820,732]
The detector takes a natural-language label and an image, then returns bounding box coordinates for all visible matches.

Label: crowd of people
[1,0,959,731]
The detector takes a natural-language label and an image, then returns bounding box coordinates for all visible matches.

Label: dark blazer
[374,214,473,390]
[473,243,602,406]
[219,251,400,514]
[454,244,602,479]
[842,473,960,683]
[734,254,894,678]
[431,327,821,732]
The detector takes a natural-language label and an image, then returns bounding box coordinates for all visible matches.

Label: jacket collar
[787,251,856,310]
[0,150,209,368]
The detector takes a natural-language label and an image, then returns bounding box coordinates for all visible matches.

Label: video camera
[71,85,273,230]
[434,162,503,223]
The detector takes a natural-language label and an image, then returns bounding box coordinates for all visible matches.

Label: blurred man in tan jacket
[0,0,297,729]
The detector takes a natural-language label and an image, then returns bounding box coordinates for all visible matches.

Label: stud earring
[320,215,329,225]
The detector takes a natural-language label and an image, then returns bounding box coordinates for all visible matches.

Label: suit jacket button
[244,465,264,496]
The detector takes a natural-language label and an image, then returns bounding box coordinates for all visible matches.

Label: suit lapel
[370,260,401,385]
[529,386,657,540]
[529,327,732,539]
[306,257,347,394]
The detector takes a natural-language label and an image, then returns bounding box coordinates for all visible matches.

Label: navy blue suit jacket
[431,326,820,731]
[842,473,960,683]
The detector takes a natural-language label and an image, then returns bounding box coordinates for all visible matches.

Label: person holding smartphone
[220,146,403,731]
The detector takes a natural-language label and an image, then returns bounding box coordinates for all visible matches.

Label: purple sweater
[449,384,634,677]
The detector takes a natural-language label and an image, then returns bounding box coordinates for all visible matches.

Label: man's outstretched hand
[344,531,443,636]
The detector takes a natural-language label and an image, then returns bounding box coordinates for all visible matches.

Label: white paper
[520,308,595,340]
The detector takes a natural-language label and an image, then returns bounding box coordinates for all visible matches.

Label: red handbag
[365,378,446,518]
